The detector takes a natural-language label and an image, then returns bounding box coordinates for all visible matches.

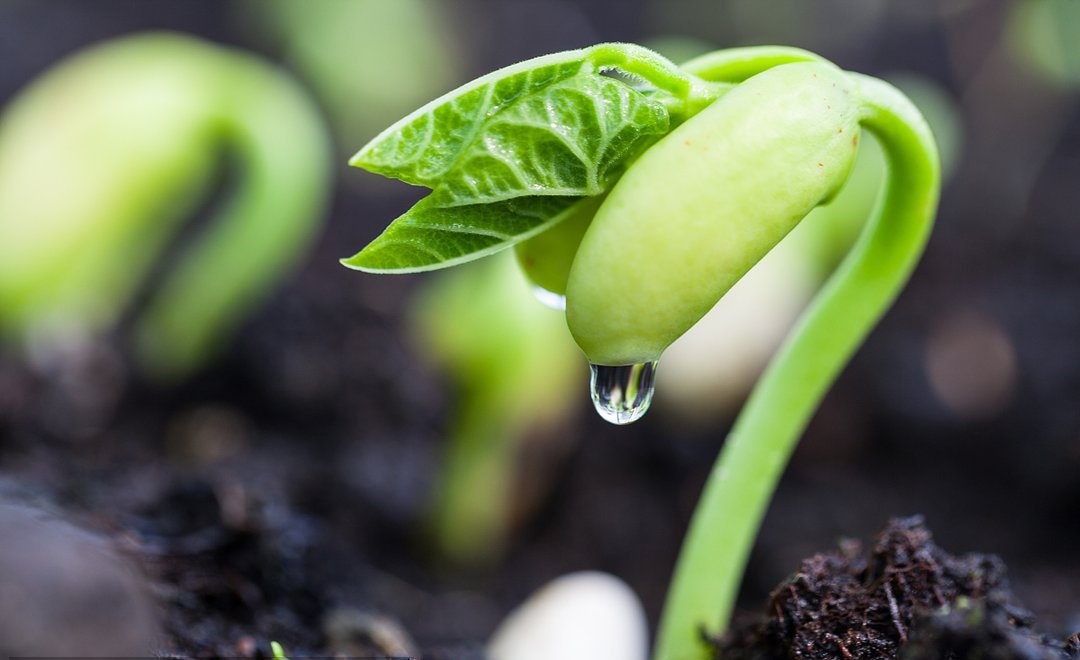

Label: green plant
[270,641,288,660]
[1010,0,1080,87]
[344,44,939,660]
[411,252,579,566]
[253,0,461,147]
[0,33,330,378]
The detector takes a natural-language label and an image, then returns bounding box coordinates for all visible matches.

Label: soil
[2,1,1080,659]
[715,517,1080,659]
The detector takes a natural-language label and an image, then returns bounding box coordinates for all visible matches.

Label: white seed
[487,571,648,660]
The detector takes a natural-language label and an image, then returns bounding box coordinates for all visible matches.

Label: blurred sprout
[0,33,331,379]
[411,253,580,566]
[270,642,288,660]
[1009,0,1080,87]
[253,0,461,147]
[657,74,962,420]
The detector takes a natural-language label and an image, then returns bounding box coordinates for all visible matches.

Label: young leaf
[342,195,586,273]
[352,51,670,202]
[345,46,682,272]
[425,74,670,207]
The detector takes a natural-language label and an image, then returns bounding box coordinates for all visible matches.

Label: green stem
[680,45,825,81]
[588,43,724,119]
[671,45,826,121]
[588,43,699,96]
[652,73,940,660]
[134,57,331,379]
[430,385,519,565]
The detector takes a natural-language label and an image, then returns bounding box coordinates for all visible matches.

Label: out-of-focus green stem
[414,255,580,566]
[430,386,522,564]
[0,33,329,379]
[653,72,940,660]
[135,53,331,378]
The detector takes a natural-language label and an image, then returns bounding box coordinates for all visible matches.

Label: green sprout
[253,0,461,147]
[270,641,288,660]
[411,253,579,566]
[0,33,330,378]
[343,44,939,660]
[1010,0,1080,87]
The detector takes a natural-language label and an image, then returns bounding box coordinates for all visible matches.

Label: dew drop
[589,361,658,425]
[530,285,566,310]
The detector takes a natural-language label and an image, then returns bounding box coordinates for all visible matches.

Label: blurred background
[0,0,1078,657]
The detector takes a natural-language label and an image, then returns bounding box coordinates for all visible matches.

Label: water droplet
[589,361,658,425]
[530,285,566,310]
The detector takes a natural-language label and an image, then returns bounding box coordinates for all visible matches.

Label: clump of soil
[716,517,1080,659]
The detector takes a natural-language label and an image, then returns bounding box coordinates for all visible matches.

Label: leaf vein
[401,221,515,242]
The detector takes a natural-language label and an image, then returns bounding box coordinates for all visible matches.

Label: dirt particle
[714,517,1079,659]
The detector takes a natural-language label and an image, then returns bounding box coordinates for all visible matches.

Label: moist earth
[716,517,1080,660]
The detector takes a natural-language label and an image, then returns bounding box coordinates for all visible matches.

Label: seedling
[411,253,579,565]
[344,44,939,660]
[0,33,330,378]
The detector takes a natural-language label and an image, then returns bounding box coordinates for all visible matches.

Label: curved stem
[588,43,724,119]
[668,45,827,123]
[680,45,826,82]
[653,74,940,660]
[135,58,331,379]
[588,43,700,97]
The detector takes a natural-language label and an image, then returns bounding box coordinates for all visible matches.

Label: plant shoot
[344,43,940,660]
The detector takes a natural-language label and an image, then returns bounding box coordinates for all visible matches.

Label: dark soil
[717,517,1080,660]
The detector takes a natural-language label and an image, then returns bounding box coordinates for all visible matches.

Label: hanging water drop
[589,361,658,425]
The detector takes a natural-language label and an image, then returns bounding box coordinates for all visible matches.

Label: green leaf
[352,55,589,186]
[342,196,588,273]
[352,51,670,203]
[425,74,670,206]
[346,46,686,271]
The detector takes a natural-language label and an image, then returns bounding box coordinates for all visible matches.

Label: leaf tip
[339,251,376,272]
[347,147,371,170]
[339,246,435,274]
[339,254,361,269]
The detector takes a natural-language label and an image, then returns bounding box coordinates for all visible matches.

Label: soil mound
[716,516,1080,659]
